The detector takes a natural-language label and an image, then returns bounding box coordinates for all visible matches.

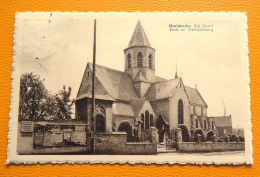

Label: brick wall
[178,142,245,152]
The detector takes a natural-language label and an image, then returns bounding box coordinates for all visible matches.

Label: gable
[78,63,139,101]
[76,64,114,101]
[138,100,156,118]
[185,86,207,107]
[130,97,146,116]
[133,70,147,82]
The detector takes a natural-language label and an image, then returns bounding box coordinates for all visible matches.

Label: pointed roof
[76,63,139,101]
[175,71,178,79]
[128,20,152,48]
[133,70,147,82]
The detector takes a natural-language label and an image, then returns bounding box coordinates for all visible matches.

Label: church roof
[185,86,207,107]
[154,76,167,82]
[128,20,152,48]
[130,97,147,116]
[75,93,115,101]
[89,63,139,101]
[146,79,180,101]
[146,79,207,107]
[210,116,232,127]
[113,102,135,117]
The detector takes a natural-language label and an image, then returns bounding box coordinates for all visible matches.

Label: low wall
[178,142,245,152]
[94,133,157,155]
[17,120,90,155]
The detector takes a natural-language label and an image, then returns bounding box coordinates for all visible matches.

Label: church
[74,20,224,144]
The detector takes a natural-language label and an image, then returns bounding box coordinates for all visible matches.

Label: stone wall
[94,131,157,155]
[177,142,245,152]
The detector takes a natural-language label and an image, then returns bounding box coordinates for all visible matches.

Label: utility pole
[91,19,96,154]
[222,100,226,117]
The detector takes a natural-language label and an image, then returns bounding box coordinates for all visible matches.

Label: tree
[55,86,73,120]
[19,73,73,120]
[19,73,48,120]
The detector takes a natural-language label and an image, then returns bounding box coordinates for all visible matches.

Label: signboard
[20,121,33,133]
[75,125,85,132]
[34,132,44,146]
[71,132,86,145]
[54,132,63,144]
[43,132,54,147]
[63,130,72,141]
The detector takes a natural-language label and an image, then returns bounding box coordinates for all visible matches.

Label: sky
[16,12,249,128]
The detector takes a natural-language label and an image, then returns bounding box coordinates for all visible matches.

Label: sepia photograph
[7,12,251,164]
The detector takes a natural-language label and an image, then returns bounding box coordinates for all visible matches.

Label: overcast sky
[17,12,249,128]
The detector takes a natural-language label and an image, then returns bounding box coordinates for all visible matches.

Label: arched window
[212,121,214,130]
[141,113,144,130]
[204,120,207,129]
[178,99,184,124]
[145,111,149,130]
[137,52,143,67]
[149,54,152,68]
[127,54,131,69]
[196,119,199,128]
[193,105,196,114]
[201,107,203,115]
[150,114,153,126]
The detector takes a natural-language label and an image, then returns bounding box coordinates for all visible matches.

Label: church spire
[175,63,178,79]
[128,20,152,48]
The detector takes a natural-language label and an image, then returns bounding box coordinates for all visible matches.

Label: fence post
[150,127,158,145]
[225,135,230,143]
[212,135,217,143]
[176,128,182,143]
[197,134,202,143]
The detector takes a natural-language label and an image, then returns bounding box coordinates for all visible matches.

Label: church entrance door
[96,114,106,133]
[156,114,169,144]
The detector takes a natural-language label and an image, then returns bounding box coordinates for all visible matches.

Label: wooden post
[91,19,97,154]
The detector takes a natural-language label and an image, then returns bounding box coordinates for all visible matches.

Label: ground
[157,150,245,157]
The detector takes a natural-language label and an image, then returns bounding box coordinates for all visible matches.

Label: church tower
[124,20,155,97]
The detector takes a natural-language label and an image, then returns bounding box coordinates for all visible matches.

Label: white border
[7,11,252,164]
